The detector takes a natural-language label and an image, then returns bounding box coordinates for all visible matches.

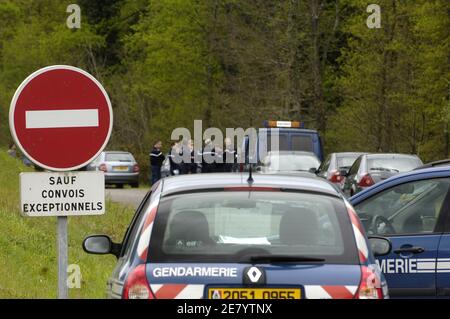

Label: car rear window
[367,156,422,173]
[148,191,359,264]
[105,153,134,162]
[337,154,360,168]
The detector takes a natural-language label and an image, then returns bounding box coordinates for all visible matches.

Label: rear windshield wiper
[249,255,325,263]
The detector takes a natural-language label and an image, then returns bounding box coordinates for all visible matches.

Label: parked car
[258,151,321,175]
[342,153,423,197]
[87,151,139,188]
[414,159,450,170]
[350,166,450,298]
[83,173,390,299]
[160,156,172,178]
[316,152,367,187]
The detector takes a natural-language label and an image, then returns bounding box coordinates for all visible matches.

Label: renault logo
[243,266,266,285]
[247,267,262,282]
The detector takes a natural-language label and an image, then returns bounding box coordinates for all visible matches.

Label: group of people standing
[149,138,238,185]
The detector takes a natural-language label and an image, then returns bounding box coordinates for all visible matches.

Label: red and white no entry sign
[9,65,113,171]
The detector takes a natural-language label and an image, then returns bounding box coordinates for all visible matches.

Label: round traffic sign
[9,65,113,171]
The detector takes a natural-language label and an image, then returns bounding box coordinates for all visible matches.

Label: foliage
[0,0,448,176]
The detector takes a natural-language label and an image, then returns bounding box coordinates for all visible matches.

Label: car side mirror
[368,236,392,256]
[83,235,121,258]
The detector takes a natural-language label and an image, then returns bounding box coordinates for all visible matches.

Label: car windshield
[263,154,320,172]
[337,154,361,168]
[149,191,358,264]
[105,153,134,162]
[367,156,422,173]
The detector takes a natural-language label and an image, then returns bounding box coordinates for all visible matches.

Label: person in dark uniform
[187,139,197,174]
[223,137,238,172]
[150,140,165,184]
[195,144,203,174]
[178,139,192,175]
[201,139,215,173]
[7,143,17,158]
[213,145,224,172]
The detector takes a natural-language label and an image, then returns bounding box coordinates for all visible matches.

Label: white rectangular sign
[25,109,99,129]
[275,121,292,128]
[20,171,105,217]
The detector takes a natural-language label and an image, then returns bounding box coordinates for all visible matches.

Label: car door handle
[393,246,425,254]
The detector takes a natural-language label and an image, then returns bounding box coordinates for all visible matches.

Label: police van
[241,121,324,170]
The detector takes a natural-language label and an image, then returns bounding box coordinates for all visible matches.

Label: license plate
[208,288,301,299]
[113,166,128,172]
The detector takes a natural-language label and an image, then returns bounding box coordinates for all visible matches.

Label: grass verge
[0,149,135,298]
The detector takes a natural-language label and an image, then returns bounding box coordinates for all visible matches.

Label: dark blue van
[243,121,324,165]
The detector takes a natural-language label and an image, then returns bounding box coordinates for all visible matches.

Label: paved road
[105,187,150,209]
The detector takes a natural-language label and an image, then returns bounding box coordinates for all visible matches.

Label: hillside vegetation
[0,0,448,178]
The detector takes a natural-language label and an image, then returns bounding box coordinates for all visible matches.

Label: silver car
[316,152,367,188]
[342,153,423,197]
[87,151,139,188]
[160,156,176,178]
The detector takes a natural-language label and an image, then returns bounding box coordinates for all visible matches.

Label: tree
[327,0,449,162]
[0,0,103,144]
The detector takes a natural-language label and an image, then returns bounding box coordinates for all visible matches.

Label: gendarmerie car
[83,172,390,299]
[350,165,450,298]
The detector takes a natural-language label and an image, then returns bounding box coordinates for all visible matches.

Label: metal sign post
[19,171,105,298]
[57,216,68,299]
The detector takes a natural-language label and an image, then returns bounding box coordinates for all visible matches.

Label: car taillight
[133,164,139,172]
[99,164,107,172]
[329,170,344,183]
[356,266,383,299]
[358,174,374,187]
[123,264,153,299]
